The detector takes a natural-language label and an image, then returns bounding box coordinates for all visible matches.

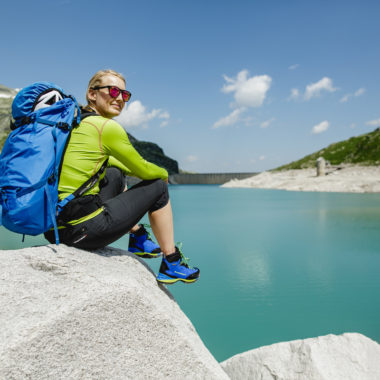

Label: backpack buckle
[56,122,69,130]
[13,115,35,129]
[48,173,56,184]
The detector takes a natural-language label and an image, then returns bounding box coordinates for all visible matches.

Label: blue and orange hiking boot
[156,245,200,284]
[128,224,162,259]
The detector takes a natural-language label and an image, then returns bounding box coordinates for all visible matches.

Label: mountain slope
[0,85,17,147]
[276,128,380,170]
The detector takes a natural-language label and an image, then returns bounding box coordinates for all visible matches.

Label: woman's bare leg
[148,200,175,256]
[129,224,140,233]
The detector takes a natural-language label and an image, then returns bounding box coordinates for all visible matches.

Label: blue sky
[1,0,379,172]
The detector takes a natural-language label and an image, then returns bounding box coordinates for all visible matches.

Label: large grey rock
[0,245,228,380]
[221,333,380,380]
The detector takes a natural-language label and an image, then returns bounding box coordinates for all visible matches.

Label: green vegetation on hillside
[275,128,380,170]
[0,95,13,147]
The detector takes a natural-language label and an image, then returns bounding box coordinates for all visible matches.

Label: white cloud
[222,70,272,108]
[186,155,198,163]
[260,118,275,129]
[288,64,300,70]
[305,77,337,100]
[158,111,170,119]
[212,107,246,129]
[213,69,272,129]
[340,87,366,103]
[259,155,266,161]
[115,100,170,129]
[288,88,300,101]
[366,118,380,127]
[355,88,366,96]
[339,94,351,103]
[312,120,329,134]
[158,111,170,127]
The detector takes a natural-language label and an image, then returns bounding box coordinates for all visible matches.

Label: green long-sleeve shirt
[59,115,168,201]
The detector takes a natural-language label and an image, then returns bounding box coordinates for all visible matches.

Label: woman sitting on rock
[45,69,199,284]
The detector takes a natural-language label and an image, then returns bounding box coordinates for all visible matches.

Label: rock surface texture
[221,333,380,380]
[2,245,379,379]
[0,245,228,380]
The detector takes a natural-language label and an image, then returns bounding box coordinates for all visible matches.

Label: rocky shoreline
[222,165,380,193]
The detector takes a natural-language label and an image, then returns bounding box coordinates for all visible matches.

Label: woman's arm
[108,156,132,176]
[101,119,168,180]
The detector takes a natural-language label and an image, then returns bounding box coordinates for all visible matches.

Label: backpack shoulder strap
[79,107,98,121]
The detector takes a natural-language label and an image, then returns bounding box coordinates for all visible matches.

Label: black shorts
[44,168,169,250]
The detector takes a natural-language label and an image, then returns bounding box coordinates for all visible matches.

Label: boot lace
[176,242,191,268]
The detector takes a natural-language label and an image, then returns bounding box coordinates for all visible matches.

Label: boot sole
[156,275,199,284]
[130,251,162,259]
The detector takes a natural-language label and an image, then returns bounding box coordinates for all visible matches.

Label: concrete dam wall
[169,172,258,185]
[125,172,258,186]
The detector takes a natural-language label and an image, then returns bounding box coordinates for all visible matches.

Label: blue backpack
[0,82,104,244]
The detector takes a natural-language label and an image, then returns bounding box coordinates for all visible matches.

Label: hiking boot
[156,245,200,284]
[128,224,162,258]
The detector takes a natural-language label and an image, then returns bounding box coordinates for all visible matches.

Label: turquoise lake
[1,185,380,362]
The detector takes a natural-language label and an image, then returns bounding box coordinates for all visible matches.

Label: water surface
[1,185,380,361]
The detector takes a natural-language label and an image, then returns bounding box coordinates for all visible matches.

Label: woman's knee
[150,179,169,211]
[99,167,125,195]
[106,167,125,186]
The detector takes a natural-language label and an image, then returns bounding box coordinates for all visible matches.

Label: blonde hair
[86,69,126,105]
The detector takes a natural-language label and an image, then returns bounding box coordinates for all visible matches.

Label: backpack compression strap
[56,158,109,215]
